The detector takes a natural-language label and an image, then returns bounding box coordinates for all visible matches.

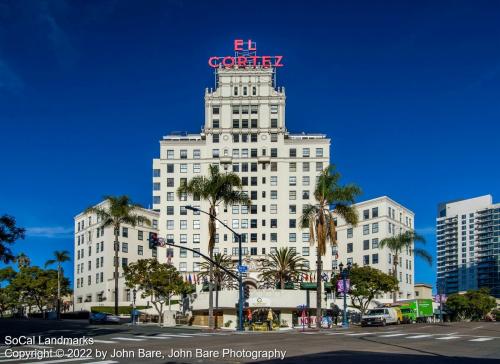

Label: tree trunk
[316,247,322,329]
[280,278,285,290]
[114,226,120,316]
[57,264,61,320]
[393,253,399,303]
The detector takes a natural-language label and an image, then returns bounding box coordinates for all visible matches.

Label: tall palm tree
[16,252,31,269]
[379,230,432,302]
[198,253,237,308]
[300,165,361,329]
[45,250,70,319]
[259,247,308,289]
[85,196,151,315]
[177,165,250,329]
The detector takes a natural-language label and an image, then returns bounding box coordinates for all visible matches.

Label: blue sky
[1,1,499,288]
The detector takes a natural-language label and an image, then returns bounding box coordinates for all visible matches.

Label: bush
[90,306,148,315]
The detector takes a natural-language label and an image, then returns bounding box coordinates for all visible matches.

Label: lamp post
[186,205,244,332]
[132,288,137,325]
[338,261,351,329]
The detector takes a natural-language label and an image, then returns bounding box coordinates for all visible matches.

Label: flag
[188,274,192,284]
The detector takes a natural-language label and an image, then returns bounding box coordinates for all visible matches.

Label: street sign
[434,294,447,303]
[238,265,248,273]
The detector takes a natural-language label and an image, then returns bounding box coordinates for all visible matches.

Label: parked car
[89,312,121,324]
[361,307,400,327]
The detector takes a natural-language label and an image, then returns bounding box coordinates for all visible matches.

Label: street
[1,320,499,363]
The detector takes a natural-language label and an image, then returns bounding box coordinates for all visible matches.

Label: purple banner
[434,294,447,303]
[337,279,350,293]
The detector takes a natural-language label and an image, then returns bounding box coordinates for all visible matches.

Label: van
[361,307,400,327]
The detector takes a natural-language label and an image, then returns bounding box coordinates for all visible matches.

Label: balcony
[257,155,271,164]
[219,156,232,164]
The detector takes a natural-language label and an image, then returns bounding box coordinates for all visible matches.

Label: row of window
[163,147,325,160]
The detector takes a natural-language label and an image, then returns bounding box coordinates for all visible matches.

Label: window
[270,176,278,186]
[252,87,257,96]
[316,162,323,171]
[271,133,278,142]
[302,247,310,256]
[302,176,310,186]
[166,178,174,187]
[251,119,258,128]
[289,148,296,157]
[193,234,200,244]
[289,162,297,172]
[270,105,278,114]
[179,262,187,272]
[271,162,277,171]
[167,164,174,173]
[213,134,219,143]
[289,233,296,242]
[363,209,369,220]
[233,120,240,128]
[270,204,277,214]
[271,148,277,157]
[212,106,220,115]
[347,228,353,238]
[193,163,201,173]
[271,119,278,128]
[193,248,200,258]
[180,220,187,230]
[372,222,379,233]
[153,182,160,191]
[122,257,128,267]
[271,190,278,199]
[193,220,200,229]
[166,192,174,201]
[363,224,370,235]
[212,149,219,157]
[302,148,310,158]
[347,243,353,253]
[315,148,323,157]
[233,86,238,96]
[372,238,379,249]
[122,227,128,238]
[138,245,143,255]
[372,253,379,264]
[302,191,310,200]
[289,219,296,228]
[302,233,310,242]
[363,255,369,265]
[270,219,277,228]
[289,191,296,200]
[289,176,296,186]
[372,207,379,218]
[363,240,369,250]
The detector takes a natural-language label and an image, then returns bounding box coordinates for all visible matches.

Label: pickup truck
[361,307,400,327]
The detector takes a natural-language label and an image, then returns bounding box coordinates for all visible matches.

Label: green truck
[398,299,433,323]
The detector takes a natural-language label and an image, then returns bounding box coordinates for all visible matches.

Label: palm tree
[177,165,250,329]
[379,230,432,302]
[45,250,70,319]
[85,195,151,315]
[300,165,361,329]
[16,252,30,269]
[198,253,237,308]
[259,247,308,289]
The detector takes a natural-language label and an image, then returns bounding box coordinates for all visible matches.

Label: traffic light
[149,232,159,249]
[244,284,250,300]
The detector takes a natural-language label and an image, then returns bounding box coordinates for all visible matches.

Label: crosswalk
[299,330,499,343]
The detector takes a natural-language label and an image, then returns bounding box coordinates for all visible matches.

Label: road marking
[134,336,170,340]
[469,337,494,342]
[378,333,406,337]
[24,358,91,364]
[325,332,345,335]
[436,336,460,340]
[19,345,53,349]
[406,335,433,339]
[159,334,193,338]
[92,340,117,344]
[111,337,144,341]
[346,332,372,336]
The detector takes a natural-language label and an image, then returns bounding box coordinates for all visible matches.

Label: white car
[361,308,399,327]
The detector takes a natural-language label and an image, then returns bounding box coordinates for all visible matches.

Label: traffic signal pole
[237,233,244,332]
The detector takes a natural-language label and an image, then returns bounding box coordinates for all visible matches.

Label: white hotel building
[152,65,415,300]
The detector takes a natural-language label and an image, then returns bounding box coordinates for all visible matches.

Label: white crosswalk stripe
[159,334,193,338]
[111,337,144,341]
[436,336,460,340]
[378,333,406,338]
[405,335,433,339]
[346,332,372,336]
[92,340,117,344]
[469,337,494,342]
[134,335,171,339]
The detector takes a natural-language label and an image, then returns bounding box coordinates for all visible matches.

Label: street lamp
[338,261,351,329]
[185,205,244,332]
[132,288,137,325]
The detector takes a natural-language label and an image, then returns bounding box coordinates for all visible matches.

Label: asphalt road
[1,319,499,364]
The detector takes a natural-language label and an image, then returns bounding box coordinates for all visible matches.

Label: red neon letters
[208,39,284,69]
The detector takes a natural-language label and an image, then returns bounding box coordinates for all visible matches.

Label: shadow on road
[256,351,499,364]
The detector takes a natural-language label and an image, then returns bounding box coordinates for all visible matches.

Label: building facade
[152,65,331,283]
[334,196,416,300]
[436,195,500,298]
[73,200,160,311]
